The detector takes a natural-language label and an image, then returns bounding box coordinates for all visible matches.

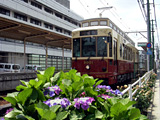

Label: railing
[121,70,153,100]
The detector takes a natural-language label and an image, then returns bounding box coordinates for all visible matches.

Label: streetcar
[72,18,139,85]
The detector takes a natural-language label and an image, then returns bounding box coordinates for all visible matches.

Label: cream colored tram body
[72,18,139,85]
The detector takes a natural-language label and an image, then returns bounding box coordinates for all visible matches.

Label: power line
[78,0,91,16]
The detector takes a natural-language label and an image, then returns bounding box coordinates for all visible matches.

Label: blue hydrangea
[74,97,95,110]
[43,98,71,108]
[43,85,62,97]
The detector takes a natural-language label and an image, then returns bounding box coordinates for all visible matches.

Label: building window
[44,23,53,30]
[55,12,62,19]
[31,1,42,9]
[64,30,71,35]
[44,7,53,14]
[0,7,10,16]
[55,27,62,33]
[14,12,27,21]
[64,17,70,22]
[30,18,41,26]
[20,0,28,3]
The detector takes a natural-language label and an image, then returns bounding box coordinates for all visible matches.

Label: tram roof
[72,26,111,32]
[0,16,72,49]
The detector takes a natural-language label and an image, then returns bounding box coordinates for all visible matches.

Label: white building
[0,0,83,70]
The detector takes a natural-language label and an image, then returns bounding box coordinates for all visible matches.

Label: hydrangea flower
[98,94,112,100]
[109,89,123,95]
[74,97,95,110]
[43,85,62,97]
[96,85,111,91]
[1,118,4,120]
[6,108,13,114]
[43,98,71,108]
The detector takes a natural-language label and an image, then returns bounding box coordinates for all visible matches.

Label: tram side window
[97,36,107,57]
[73,38,80,57]
[113,40,117,65]
[82,37,96,57]
[120,44,122,58]
[108,38,112,57]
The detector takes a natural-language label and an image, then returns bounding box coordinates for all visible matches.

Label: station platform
[148,69,160,120]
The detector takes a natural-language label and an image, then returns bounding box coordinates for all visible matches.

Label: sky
[70,0,160,50]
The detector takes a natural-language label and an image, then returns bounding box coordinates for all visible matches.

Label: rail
[121,70,153,100]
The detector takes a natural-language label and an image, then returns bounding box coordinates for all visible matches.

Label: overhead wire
[78,0,91,17]
[137,0,147,24]
[152,0,160,46]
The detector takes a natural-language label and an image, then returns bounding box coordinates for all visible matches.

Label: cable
[137,0,147,24]
[78,0,91,16]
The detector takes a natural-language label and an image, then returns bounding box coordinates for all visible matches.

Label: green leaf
[51,71,61,83]
[29,80,37,86]
[139,114,149,120]
[36,101,49,110]
[95,80,104,86]
[84,77,95,86]
[20,80,29,86]
[16,114,35,120]
[29,88,38,103]
[16,85,27,91]
[37,74,47,84]
[129,108,141,119]
[17,88,33,105]
[44,67,55,81]
[69,110,85,120]
[110,102,127,117]
[62,79,72,86]
[43,82,51,88]
[2,97,17,106]
[36,107,56,120]
[50,105,61,113]
[95,110,103,119]
[72,81,83,91]
[37,89,46,101]
[5,110,22,118]
[84,114,96,120]
[56,111,70,120]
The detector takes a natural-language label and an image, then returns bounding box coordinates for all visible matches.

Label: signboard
[147,48,152,55]
[146,43,151,48]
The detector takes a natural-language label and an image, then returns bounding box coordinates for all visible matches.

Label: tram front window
[97,36,108,57]
[73,38,80,57]
[82,37,96,57]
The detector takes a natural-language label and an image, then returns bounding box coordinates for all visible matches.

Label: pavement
[148,69,160,120]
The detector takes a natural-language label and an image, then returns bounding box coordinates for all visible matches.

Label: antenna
[97,6,113,18]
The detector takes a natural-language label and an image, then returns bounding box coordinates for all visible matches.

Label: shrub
[1,67,148,120]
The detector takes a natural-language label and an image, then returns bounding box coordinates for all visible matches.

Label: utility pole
[147,0,151,71]
[151,20,155,70]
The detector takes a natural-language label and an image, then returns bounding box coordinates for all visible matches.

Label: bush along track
[1,67,149,120]
[133,73,157,115]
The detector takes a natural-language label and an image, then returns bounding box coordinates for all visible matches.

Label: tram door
[113,40,118,81]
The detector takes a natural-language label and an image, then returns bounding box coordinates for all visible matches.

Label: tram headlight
[86,65,90,70]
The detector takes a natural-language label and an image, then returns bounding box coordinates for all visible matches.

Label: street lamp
[97,6,113,18]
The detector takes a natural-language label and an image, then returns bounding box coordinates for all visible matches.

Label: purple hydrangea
[1,118,4,120]
[106,89,123,95]
[96,85,111,91]
[98,94,111,100]
[5,108,13,114]
[43,98,71,108]
[43,85,62,97]
[74,97,95,110]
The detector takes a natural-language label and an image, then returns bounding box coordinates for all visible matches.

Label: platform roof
[0,17,72,49]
